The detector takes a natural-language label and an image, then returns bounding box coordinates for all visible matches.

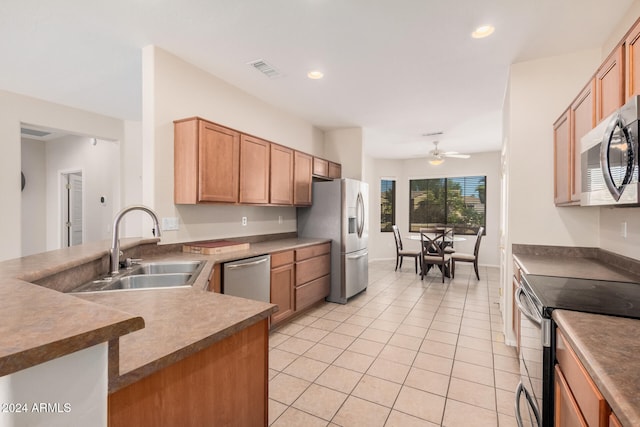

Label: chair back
[392,225,403,252]
[419,228,445,258]
[443,227,454,248]
[473,226,485,257]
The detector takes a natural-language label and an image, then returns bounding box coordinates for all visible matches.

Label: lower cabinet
[555,329,610,427]
[108,319,268,427]
[270,251,295,326]
[295,243,331,312]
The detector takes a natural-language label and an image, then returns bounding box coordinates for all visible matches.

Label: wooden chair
[392,225,421,273]
[419,228,451,283]
[451,226,484,280]
[443,227,456,255]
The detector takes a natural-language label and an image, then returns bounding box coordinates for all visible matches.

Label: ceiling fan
[428,141,470,165]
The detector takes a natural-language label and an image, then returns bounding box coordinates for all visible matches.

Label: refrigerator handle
[356,191,365,238]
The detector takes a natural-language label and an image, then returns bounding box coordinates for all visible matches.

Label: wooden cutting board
[182,240,250,255]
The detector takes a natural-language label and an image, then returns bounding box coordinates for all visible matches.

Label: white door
[62,172,83,247]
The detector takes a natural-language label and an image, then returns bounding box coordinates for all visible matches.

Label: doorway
[61,171,83,247]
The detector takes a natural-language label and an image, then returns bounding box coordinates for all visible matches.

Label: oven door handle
[515,286,542,326]
[515,382,541,427]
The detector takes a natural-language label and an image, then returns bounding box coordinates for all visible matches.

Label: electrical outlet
[242,216,247,226]
[621,221,627,238]
[278,215,283,224]
[162,217,179,231]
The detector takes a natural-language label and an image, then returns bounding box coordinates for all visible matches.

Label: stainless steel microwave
[581,95,640,206]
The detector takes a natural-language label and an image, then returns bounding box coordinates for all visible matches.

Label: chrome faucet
[110,205,162,275]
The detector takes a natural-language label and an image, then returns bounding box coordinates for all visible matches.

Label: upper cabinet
[294,151,313,206]
[175,118,240,204]
[239,134,270,204]
[174,117,317,207]
[626,20,640,99]
[595,44,625,123]
[554,109,571,205]
[569,80,596,204]
[313,156,342,180]
[270,144,294,205]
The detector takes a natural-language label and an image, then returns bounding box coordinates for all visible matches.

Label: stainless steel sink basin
[70,260,205,293]
[130,261,204,275]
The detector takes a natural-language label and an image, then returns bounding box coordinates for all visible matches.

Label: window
[380,179,396,232]
[409,176,486,234]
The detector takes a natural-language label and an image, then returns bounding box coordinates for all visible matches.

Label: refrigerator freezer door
[343,247,368,301]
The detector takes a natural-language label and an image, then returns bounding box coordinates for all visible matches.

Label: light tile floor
[268,261,519,427]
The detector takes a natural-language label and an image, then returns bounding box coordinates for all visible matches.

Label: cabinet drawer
[296,253,331,286]
[296,243,331,261]
[556,330,609,427]
[271,250,294,268]
[296,274,330,311]
[554,365,588,427]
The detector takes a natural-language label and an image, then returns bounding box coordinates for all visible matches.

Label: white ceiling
[0,0,634,159]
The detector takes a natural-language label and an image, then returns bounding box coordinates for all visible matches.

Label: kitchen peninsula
[0,235,327,426]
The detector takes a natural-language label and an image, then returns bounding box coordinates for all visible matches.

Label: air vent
[247,59,283,79]
[21,127,52,138]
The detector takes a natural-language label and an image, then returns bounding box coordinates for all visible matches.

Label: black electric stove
[522,274,640,319]
[516,274,640,427]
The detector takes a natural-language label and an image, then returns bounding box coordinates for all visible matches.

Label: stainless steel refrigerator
[297,178,368,304]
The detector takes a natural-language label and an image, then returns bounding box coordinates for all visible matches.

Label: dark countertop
[0,235,328,390]
[553,310,640,427]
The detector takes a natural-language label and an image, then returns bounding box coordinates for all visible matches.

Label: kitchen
[2,1,640,426]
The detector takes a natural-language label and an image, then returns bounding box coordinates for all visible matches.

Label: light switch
[162,217,179,231]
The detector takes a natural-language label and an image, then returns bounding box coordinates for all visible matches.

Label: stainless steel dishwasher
[222,254,271,302]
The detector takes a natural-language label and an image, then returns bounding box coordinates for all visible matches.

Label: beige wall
[364,151,501,267]
[325,128,364,180]
[0,90,126,261]
[143,46,326,244]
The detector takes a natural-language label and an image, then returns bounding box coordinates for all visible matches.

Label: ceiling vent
[247,59,283,79]
[21,127,53,138]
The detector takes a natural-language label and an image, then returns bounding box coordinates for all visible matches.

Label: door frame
[59,168,84,248]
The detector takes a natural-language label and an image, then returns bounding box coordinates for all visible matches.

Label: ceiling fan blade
[444,153,470,159]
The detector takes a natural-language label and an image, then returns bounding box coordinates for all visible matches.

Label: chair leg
[451,260,455,278]
[395,255,399,271]
[474,260,480,280]
[399,256,403,270]
[414,257,418,274]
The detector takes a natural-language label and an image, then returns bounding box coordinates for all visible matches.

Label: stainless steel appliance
[222,254,271,302]
[297,178,369,303]
[514,274,640,427]
[581,95,640,206]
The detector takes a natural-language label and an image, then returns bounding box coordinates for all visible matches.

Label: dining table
[407,233,466,278]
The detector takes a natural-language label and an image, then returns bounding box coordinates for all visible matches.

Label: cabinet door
[328,162,342,179]
[596,44,624,123]
[239,135,270,204]
[626,21,640,99]
[199,121,240,203]
[554,365,588,427]
[554,110,571,205]
[270,263,295,326]
[294,151,313,206]
[270,144,294,205]
[313,157,329,177]
[570,80,596,203]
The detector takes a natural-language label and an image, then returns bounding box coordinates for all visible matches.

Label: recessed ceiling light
[471,25,495,39]
[307,70,324,79]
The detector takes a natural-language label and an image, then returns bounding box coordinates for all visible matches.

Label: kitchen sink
[70,260,205,293]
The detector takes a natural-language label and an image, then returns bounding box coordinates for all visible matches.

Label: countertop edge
[553,310,640,427]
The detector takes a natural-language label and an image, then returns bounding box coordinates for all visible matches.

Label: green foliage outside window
[380,179,395,232]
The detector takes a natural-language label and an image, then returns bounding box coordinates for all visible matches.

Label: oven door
[515,285,544,427]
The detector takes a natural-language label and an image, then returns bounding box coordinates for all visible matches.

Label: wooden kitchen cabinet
[554,109,572,205]
[270,250,295,326]
[555,329,610,427]
[596,44,625,124]
[174,118,240,204]
[239,134,270,204]
[569,79,596,203]
[294,151,313,206]
[626,20,640,99]
[109,319,268,427]
[294,243,331,312]
[609,412,623,427]
[328,161,342,179]
[270,144,294,205]
[313,157,329,177]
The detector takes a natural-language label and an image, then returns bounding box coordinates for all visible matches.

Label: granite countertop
[0,235,328,389]
[553,310,640,426]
